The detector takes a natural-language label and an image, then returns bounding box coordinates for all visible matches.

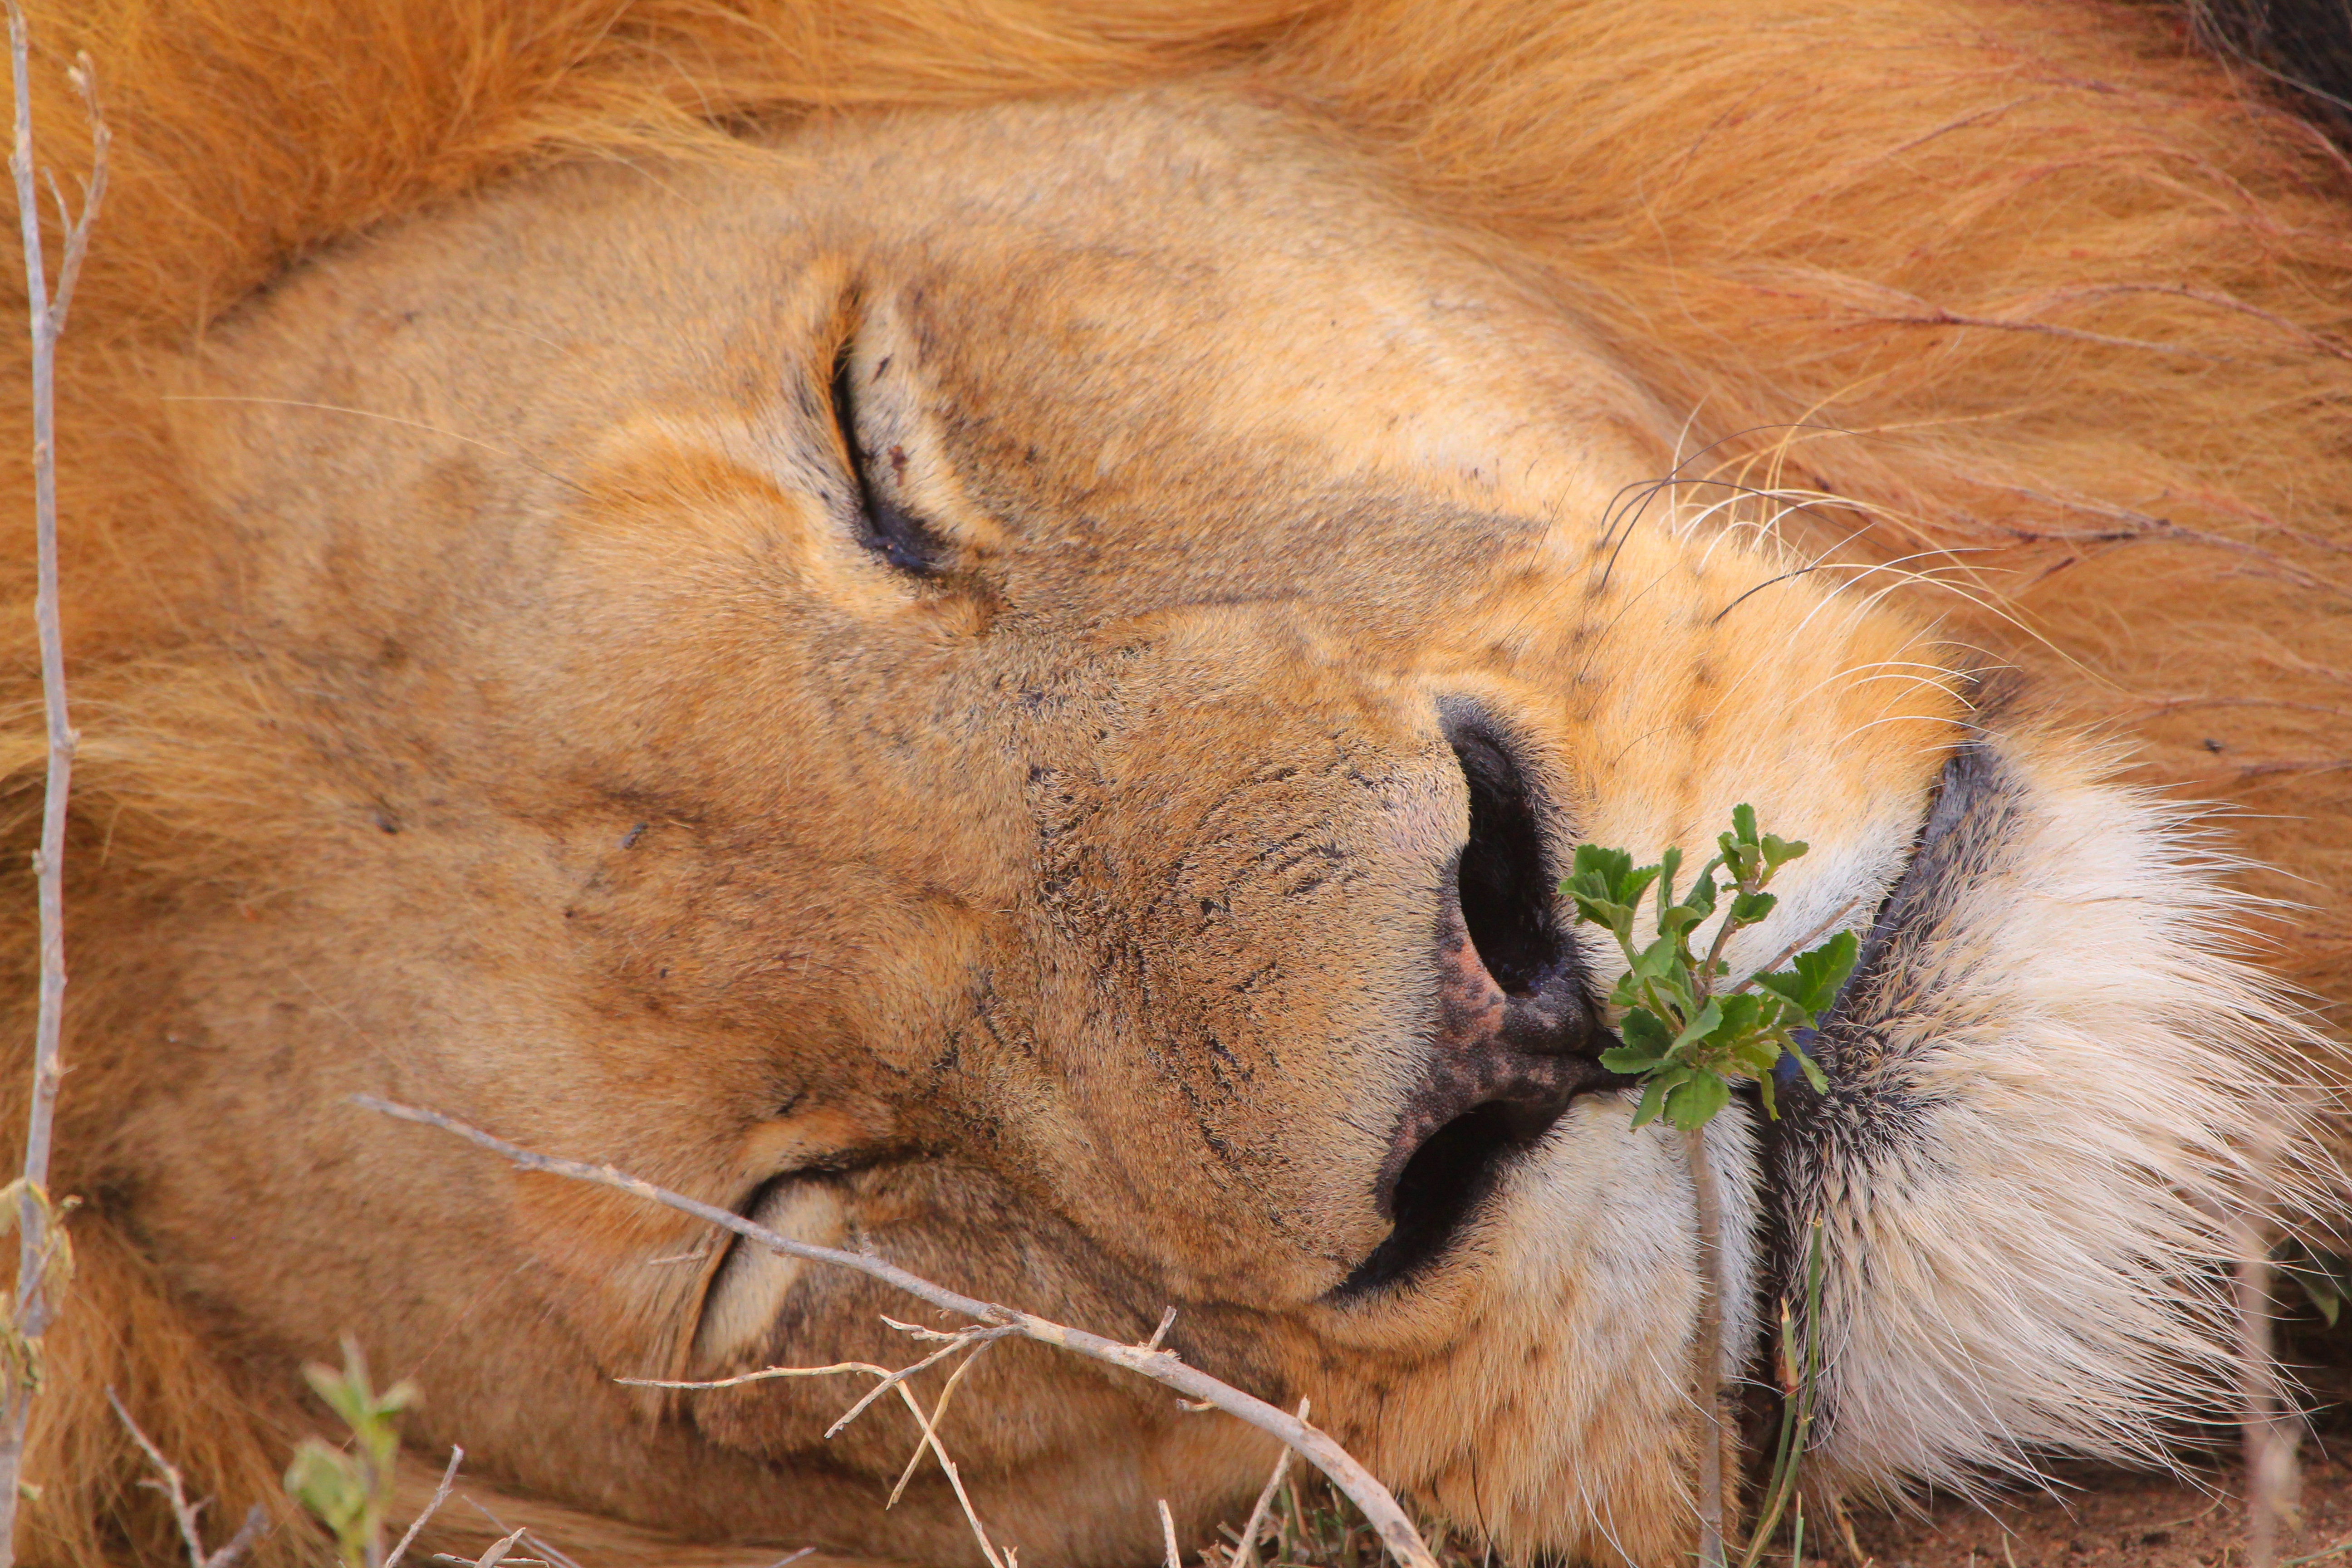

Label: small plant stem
[1740,1221,1824,1568]
[1698,863,1746,984]
[1681,1123,1729,1568]
[1724,897,1862,999]
[2232,1222,2295,1568]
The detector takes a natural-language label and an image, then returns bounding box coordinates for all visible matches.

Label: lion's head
[8,3,2352,1566]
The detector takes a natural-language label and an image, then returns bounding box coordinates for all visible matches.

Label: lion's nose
[1355,704,1627,1271]
[1436,702,1598,1060]
[1432,700,1611,1059]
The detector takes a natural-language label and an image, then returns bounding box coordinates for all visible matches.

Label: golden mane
[2,0,2348,1561]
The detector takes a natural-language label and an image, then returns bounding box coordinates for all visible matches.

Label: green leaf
[1789,1043,1830,1093]
[1620,1009,1673,1055]
[1601,1044,1664,1073]
[1571,843,1633,888]
[2278,1242,2352,1330]
[1729,889,1777,925]
[1630,1071,1677,1129]
[1632,933,1681,979]
[1570,844,1661,909]
[1667,996,1726,1055]
[285,1441,367,1536]
[1713,991,1768,1037]
[1686,862,1720,919]
[1754,929,1860,1021]
[1731,804,1758,846]
[1665,1071,1732,1130]
[1755,1070,1781,1122]
[1759,833,1808,869]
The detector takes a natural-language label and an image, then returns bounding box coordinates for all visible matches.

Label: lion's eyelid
[827,328,950,576]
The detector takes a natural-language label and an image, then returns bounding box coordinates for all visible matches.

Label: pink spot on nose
[1431,916,1509,1052]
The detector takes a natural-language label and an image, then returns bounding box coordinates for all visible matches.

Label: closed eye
[828,333,950,576]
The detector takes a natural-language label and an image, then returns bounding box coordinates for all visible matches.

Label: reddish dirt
[1829,1450,2352,1568]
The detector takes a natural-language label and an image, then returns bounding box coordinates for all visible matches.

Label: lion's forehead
[181,87,1952,760]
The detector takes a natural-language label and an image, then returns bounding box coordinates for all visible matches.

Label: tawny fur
[0,2,2347,1566]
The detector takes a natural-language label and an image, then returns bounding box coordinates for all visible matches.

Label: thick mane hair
[0,0,2347,1561]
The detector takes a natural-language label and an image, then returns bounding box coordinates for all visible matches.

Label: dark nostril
[1443,706,1569,999]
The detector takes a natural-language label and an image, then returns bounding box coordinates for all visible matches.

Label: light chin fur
[1780,729,2340,1499]
[1390,1098,1764,1562]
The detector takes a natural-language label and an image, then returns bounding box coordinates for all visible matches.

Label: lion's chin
[1301,1091,1762,1563]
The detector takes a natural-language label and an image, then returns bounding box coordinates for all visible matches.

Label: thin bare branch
[204,1508,270,1568]
[626,1358,901,1392]
[384,1446,464,1568]
[618,1325,1022,1448]
[1159,1500,1182,1568]
[0,15,105,1563]
[885,1332,1000,1508]
[105,1390,270,1568]
[1230,1399,1306,1568]
[873,1377,1008,1568]
[358,1096,1439,1568]
[41,54,97,341]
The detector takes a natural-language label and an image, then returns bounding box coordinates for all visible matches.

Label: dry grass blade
[874,1377,1009,1568]
[460,1498,582,1568]
[1159,1500,1181,1568]
[467,1528,529,1568]
[359,1095,1440,1568]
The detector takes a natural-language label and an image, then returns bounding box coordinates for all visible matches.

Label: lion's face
[119,91,2311,1564]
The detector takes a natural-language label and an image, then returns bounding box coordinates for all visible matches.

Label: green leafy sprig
[1562,804,1858,1132]
[283,1339,416,1568]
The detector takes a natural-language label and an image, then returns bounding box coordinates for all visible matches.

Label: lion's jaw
[115,89,2318,1567]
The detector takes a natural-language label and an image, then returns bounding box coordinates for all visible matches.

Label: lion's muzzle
[1343,702,1632,1294]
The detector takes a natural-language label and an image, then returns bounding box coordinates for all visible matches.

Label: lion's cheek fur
[1777,732,2330,1495]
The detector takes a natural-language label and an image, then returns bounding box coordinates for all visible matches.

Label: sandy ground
[1830,1450,2352,1568]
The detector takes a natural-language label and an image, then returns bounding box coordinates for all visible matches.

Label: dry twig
[628,1324,1022,1568]
[105,1390,269,1568]
[0,10,104,1563]
[360,1096,1440,1568]
[385,1446,465,1568]
[1230,1399,1305,1568]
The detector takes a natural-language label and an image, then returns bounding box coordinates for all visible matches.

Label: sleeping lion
[4,0,2350,1564]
